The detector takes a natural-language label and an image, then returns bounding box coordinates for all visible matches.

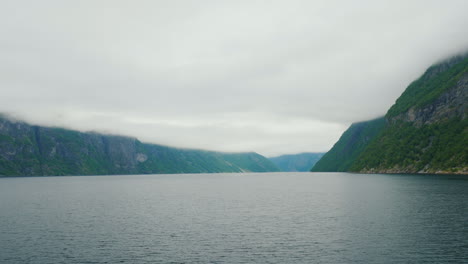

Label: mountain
[0,116,280,176]
[312,54,468,174]
[311,118,385,172]
[269,152,325,172]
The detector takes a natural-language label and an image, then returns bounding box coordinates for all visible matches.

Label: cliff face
[0,118,42,175]
[312,54,468,174]
[0,117,280,176]
[390,70,467,126]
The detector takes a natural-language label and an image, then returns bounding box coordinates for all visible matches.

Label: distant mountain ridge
[312,54,468,174]
[0,116,280,176]
[269,152,324,172]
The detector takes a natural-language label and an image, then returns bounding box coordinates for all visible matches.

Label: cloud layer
[1,0,468,156]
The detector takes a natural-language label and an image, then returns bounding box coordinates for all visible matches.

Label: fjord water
[0,173,466,263]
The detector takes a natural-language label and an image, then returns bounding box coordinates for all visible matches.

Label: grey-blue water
[0,172,467,263]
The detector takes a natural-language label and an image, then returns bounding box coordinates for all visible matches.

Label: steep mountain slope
[312,54,468,174]
[311,118,385,172]
[0,116,280,176]
[269,152,325,172]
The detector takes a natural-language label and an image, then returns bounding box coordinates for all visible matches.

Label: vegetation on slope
[350,118,467,173]
[310,118,385,172]
[387,55,468,117]
[0,117,280,176]
[316,54,467,174]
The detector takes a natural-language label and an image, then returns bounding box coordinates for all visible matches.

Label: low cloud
[1,0,467,155]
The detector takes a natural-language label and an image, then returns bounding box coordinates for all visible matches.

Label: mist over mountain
[0,116,279,176]
[1,1,468,156]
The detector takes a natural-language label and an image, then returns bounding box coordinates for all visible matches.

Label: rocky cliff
[0,116,280,176]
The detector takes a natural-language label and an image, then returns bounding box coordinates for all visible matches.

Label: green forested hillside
[350,118,467,173]
[0,117,279,176]
[312,54,468,174]
[310,118,385,172]
[269,152,324,172]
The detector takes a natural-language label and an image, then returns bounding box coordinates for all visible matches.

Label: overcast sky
[1,0,468,156]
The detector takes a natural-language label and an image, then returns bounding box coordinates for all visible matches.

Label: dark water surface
[0,172,467,263]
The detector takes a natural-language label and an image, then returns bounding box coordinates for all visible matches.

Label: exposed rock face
[0,119,42,175]
[0,117,280,176]
[391,74,467,126]
[136,153,148,163]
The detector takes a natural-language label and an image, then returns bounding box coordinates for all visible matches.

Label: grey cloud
[1,0,468,156]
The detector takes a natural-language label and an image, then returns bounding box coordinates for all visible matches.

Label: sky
[1,0,468,157]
